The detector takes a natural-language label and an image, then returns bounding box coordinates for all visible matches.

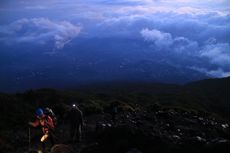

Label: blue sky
[0,0,230,91]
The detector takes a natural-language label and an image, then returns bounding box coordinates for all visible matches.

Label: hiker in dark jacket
[66,104,84,143]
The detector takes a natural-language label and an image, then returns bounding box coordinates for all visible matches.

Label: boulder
[50,144,74,153]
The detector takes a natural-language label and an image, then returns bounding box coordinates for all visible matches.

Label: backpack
[44,107,57,126]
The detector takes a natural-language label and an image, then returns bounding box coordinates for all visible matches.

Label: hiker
[110,102,119,122]
[66,104,84,143]
[111,104,118,123]
[29,108,55,153]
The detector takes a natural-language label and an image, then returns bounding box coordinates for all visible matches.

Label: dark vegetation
[0,77,230,153]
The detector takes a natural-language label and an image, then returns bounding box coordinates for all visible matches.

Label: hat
[36,108,44,117]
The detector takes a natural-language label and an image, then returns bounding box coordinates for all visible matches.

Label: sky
[0,0,230,91]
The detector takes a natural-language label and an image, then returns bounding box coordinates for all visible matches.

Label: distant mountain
[68,76,230,120]
[185,77,230,118]
[186,76,230,91]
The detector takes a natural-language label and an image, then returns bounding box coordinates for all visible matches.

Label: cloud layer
[0,0,230,78]
[140,27,230,77]
[0,18,81,49]
[94,5,230,77]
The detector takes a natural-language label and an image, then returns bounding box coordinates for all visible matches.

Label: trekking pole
[28,127,31,152]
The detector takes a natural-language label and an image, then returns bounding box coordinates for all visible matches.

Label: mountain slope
[0,77,230,153]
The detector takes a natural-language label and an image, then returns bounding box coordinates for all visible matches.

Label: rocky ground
[10,104,229,153]
[1,78,230,153]
[81,106,230,153]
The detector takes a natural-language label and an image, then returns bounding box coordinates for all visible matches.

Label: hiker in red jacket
[29,108,55,153]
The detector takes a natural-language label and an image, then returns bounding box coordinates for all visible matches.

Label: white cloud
[140,28,230,77]
[0,18,82,49]
[98,6,230,43]
[190,67,230,78]
[140,28,199,54]
[200,42,230,67]
[207,69,230,78]
[140,28,173,48]
[189,39,230,77]
[25,6,47,10]
[173,37,199,54]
